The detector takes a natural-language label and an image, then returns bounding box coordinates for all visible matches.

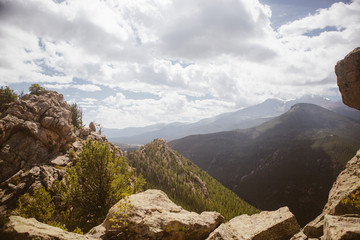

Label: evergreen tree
[55,140,144,231]
[29,83,45,95]
[0,86,18,112]
[70,103,83,129]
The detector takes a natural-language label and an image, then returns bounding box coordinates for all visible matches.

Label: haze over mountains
[170,103,360,226]
[105,95,360,145]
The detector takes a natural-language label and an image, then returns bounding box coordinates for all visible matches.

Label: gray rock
[91,189,224,240]
[0,165,65,215]
[50,155,70,166]
[206,206,301,240]
[324,215,360,240]
[2,215,98,240]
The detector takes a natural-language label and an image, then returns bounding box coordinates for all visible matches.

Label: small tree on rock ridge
[29,83,45,95]
[70,103,83,129]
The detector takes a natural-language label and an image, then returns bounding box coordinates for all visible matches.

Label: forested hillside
[127,139,259,220]
[171,103,360,226]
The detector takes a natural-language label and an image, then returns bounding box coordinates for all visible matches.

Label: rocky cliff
[0,90,107,216]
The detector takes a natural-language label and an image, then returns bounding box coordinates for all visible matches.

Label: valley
[170,103,360,226]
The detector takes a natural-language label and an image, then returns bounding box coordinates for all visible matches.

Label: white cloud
[0,0,359,128]
[44,83,101,92]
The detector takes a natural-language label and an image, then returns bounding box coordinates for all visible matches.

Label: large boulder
[2,215,98,240]
[324,215,360,240]
[335,47,360,110]
[89,189,224,240]
[0,91,75,183]
[206,207,300,240]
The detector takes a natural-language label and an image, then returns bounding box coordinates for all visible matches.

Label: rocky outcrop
[0,165,65,214]
[89,189,224,240]
[0,91,75,183]
[206,207,300,240]
[89,122,96,132]
[2,215,98,240]
[335,47,360,110]
[303,149,360,238]
[324,215,360,239]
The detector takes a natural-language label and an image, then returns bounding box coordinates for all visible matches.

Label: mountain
[106,96,360,145]
[170,103,360,226]
[126,138,259,220]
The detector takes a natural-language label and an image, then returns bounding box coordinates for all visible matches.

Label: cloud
[152,0,276,60]
[44,83,101,92]
[0,0,359,128]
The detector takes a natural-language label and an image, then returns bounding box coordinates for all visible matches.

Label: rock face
[206,207,300,240]
[0,165,65,214]
[303,149,360,238]
[91,189,224,240]
[0,91,75,183]
[335,47,360,110]
[2,215,98,240]
[324,215,360,240]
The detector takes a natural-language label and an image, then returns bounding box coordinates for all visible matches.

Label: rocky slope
[3,189,301,240]
[0,90,108,216]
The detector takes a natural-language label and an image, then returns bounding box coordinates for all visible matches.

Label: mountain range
[170,103,360,226]
[105,95,360,145]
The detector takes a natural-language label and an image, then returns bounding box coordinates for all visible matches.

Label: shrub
[17,186,55,223]
[54,140,145,232]
[29,83,45,95]
[341,186,360,213]
[0,86,18,112]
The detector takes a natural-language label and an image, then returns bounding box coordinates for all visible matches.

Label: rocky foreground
[1,47,360,239]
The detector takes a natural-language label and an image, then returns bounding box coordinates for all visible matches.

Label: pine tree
[29,83,45,95]
[55,140,144,231]
[0,86,18,112]
[70,103,83,129]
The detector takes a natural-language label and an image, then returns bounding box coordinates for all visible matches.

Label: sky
[0,0,359,129]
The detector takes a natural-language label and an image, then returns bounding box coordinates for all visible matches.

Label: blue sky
[0,0,359,129]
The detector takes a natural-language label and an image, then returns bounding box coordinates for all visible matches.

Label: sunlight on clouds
[0,0,359,128]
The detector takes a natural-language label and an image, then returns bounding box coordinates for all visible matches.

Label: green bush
[54,140,145,232]
[341,186,360,213]
[0,86,18,112]
[17,186,55,223]
[29,83,45,95]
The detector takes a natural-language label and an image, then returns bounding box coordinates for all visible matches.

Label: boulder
[335,47,360,110]
[50,155,71,166]
[323,215,360,240]
[89,122,96,132]
[206,207,300,240]
[90,189,224,240]
[2,215,98,240]
[0,90,75,183]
